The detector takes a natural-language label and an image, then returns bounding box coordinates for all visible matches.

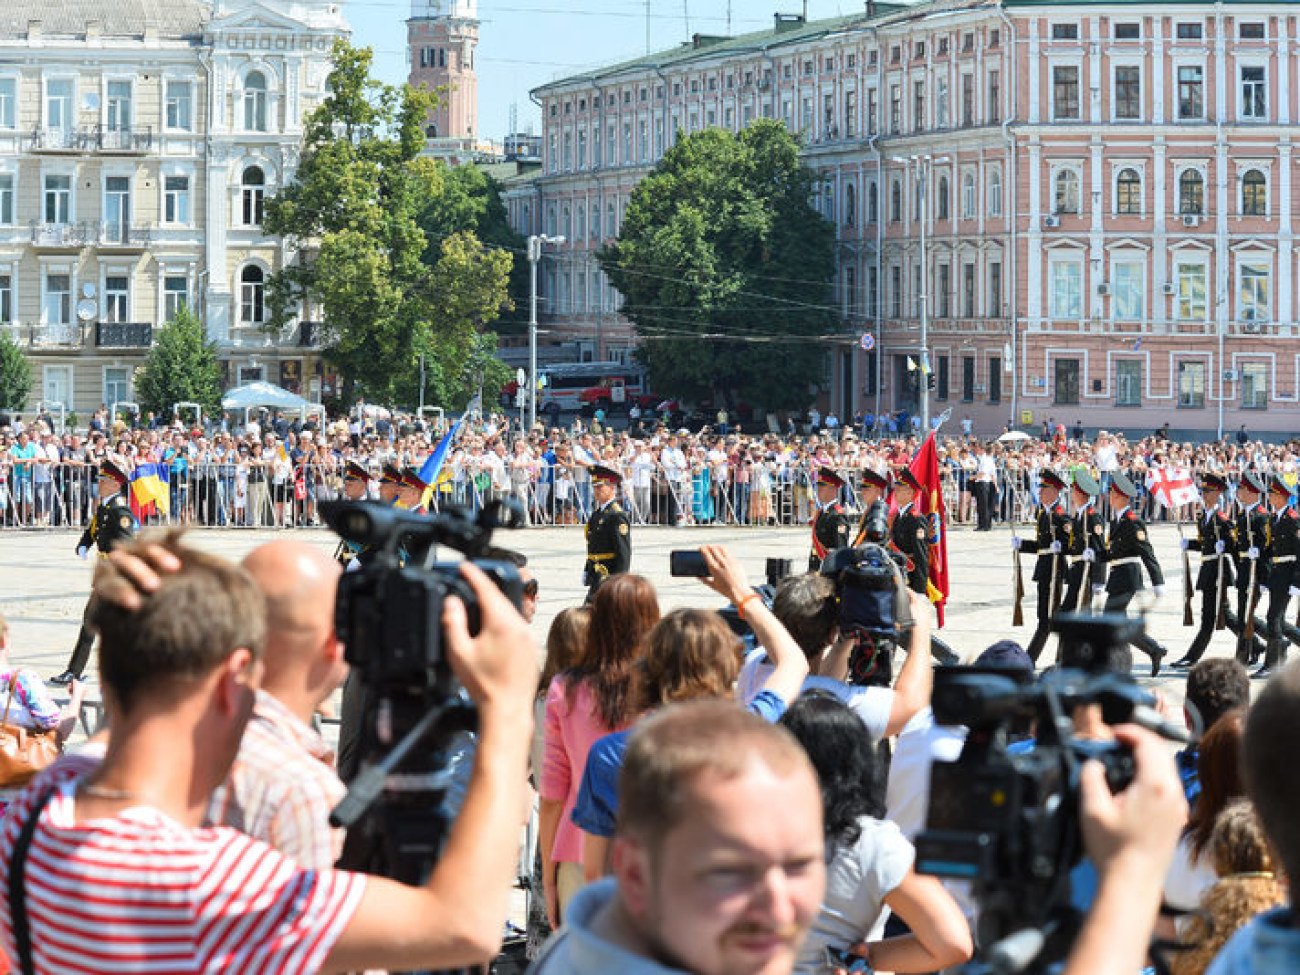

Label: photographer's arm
[324,563,536,973]
[886,591,933,737]
[1059,725,1187,975]
[699,545,808,705]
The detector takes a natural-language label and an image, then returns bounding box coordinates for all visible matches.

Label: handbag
[0,674,61,789]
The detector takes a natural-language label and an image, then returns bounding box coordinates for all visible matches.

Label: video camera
[914,612,1192,974]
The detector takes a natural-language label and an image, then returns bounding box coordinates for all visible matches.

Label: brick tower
[407,0,478,142]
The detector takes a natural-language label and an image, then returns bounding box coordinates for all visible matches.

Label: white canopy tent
[221,381,313,413]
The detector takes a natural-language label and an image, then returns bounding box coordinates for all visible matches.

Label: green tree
[0,333,32,412]
[597,120,837,411]
[136,306,222,418]
[264,41,511,404]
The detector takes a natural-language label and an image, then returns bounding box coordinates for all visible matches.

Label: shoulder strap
[1,671,18,727]
[9,785,56,975]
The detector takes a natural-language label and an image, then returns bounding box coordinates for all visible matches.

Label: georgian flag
[1146,467,1199,508]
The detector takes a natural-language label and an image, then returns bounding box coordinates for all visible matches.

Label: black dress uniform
[890,470,931,596]
[53,460,137,684]
[584,465,631,598]
[1258,475,1300,679]
[851,469,891,547]
[334,460,372,567]
[1233,472,1270,665]
[809,468,852,572]
[1173,473,1237,668]
[1102,472,1167,676]
[1061,472,1107,614]
[1017,470,1072,662]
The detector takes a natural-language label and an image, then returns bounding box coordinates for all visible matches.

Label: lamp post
[527,233,566,431]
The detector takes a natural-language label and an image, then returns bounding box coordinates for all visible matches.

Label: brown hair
[772,573,838,661]
[539,606,590,699]
[91,530,266,712]
[617,700,817,853]
[633,609,743,713]
[566,574,660,729]
[1186,709,1246,861]
[1244,662,1300,885]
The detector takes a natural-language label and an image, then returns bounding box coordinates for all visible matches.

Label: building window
[936,355,949,400]
[576,130,586,168]
[961,171,976,218]
[1179,170,1205,215]
[163,175,190,225]
[1178,66,1204,119]
[1116,360,1142,406]
[866,265,878,317]
[1053,169,1080,214]
[988,357,1002,402]
[1239,22,1265,40]
[1115,168,1142,215]
[938,264,951,317]
[1051,260,1082,318]
[1115,23,1140,40]
[1113,261,1143,320]
[936,176,949,220]
[0,78,14,129]
[988,167,1002,216]
[1241,66,1266,120]
[1178,361,1205,407]
[844,264,856,315]
[913,80,925,130]
[961,74,974,127]
[988,70,1000,123]
[164,275,188,320]
[936,78,949,128]
[1239,263,1270,321]
[43,174,71,224]
[1051,23,1079,40]
[867,182,878,223]
[42,273,71,325]
[575,204,586,242]
[0,274,10,324]
[165,81,193,131]
[962,263,976,317]
[243,71,268,132]
[845,89,858,137]
[104,367,130,406]
[989,261,1002,316]
[240,265,266,323]
[104,176,131,242]
[1176,263,1207,320]
[889,85,901,133]
[45,79,74,135]
[890,265,902,318]
[1176,22,1203,40]
[1241,361,1267,409]
[962,356,975,401]
[103,275,129,323]
[889,180,901,222]
[845,182,856,227]
[241,166,265,225]
[1054,358,1080,404]
[1241,169,1267,216]
[867,88,878,134]
[1115,66,1141,119]
[0,175,12,225]
[1052,66,1080,120]
[106,80,132,136]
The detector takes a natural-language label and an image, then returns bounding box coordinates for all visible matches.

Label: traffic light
[926,371,937,391]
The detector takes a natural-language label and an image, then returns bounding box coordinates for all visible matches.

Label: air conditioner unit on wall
[1162,283,1176,295]
[1182,214,1200,227]
[1043,215,1060,228]
[1097,283,1111,296]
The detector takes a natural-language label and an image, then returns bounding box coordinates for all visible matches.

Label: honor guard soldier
[1013,469,1072,663]
[851,469,891,546]
[1102,472,1168,676]
[51,459,137,685]
[583,464,631,598]
[378,464,405,506]
[1257,474,1300,680]
[809,468,852,571]
[1061,472,1106,615]
[1233,472,1270,665]
[399,468,430,514]
[1173,473,1237,668]
[890,469,930,596]
[334,461,372,567]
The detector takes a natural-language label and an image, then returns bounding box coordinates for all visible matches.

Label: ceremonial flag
[418,400,477,506]
[908,431,950,627]
[1146,466,1199,508]
[128,462,170,519]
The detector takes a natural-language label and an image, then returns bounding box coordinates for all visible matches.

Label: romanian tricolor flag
[129,462,171,519]
[908,431,949,627]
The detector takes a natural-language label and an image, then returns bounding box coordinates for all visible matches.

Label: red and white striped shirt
[0,755,365,974]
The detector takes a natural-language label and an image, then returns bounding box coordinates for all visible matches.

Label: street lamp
[528,233,566,431]
[891,154,947,434]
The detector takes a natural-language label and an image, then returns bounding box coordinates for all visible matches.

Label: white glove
[1179,538,1190,551]
[1082,547,1096,563]
[1248,546,1260,559]
[1290,586,1300,599]
[1215,540,1226,555]
[1153,584,1165,597]
[1091,584,1105,597]
[1049,541,1063,554]
[1011,537,1022,551]
[76,546,89,560]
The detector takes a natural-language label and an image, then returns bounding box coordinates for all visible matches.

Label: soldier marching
[1013,469,1071,664]
[1173,473,1237,669]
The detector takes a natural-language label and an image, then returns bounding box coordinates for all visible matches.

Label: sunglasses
[523,580,539,599]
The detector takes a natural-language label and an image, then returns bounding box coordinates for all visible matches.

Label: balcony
[25,125,155,153]
[96,222,152,250]
[29,221,91,249]
[26,127,91,152]
[96,322,153,348]
[2,321,86,349]
[97,125,154,153]
[296,320,325,348]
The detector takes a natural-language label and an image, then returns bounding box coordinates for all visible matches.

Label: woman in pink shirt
[539,574,659,926]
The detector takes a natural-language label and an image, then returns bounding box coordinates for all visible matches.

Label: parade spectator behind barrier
[0,531,538,973]
[782,695,972,974]
[573,544,810,882]
[0,613,84,749]
[1178,659,1250,806]
[532,608,590,787]
[540,573,660,927]
[530,701,826,975]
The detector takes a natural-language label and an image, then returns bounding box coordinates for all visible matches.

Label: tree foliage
[597,120,837,411]
[264,41,512,405]
[0,333,32,412]
[136,306,222,418]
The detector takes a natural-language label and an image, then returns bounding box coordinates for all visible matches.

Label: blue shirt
[571,690,789,839]
[1207,907,1300,975]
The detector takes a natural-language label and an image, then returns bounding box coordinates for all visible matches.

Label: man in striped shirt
[0,532,536,974]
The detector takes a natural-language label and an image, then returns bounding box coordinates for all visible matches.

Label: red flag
[908,431,950,627]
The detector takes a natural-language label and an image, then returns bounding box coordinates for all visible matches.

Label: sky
[345,0,883,140]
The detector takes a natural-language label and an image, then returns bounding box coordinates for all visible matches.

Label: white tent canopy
[221,381,313,412]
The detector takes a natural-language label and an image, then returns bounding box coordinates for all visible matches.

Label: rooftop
[0,0,209,39]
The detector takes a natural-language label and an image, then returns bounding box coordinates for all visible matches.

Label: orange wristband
[736,592,761,619]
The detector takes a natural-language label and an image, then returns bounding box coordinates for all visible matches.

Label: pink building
[408,0,478,146]
[505,0,1300,435]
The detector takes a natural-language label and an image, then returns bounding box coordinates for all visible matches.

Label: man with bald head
[205,539,349,868]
